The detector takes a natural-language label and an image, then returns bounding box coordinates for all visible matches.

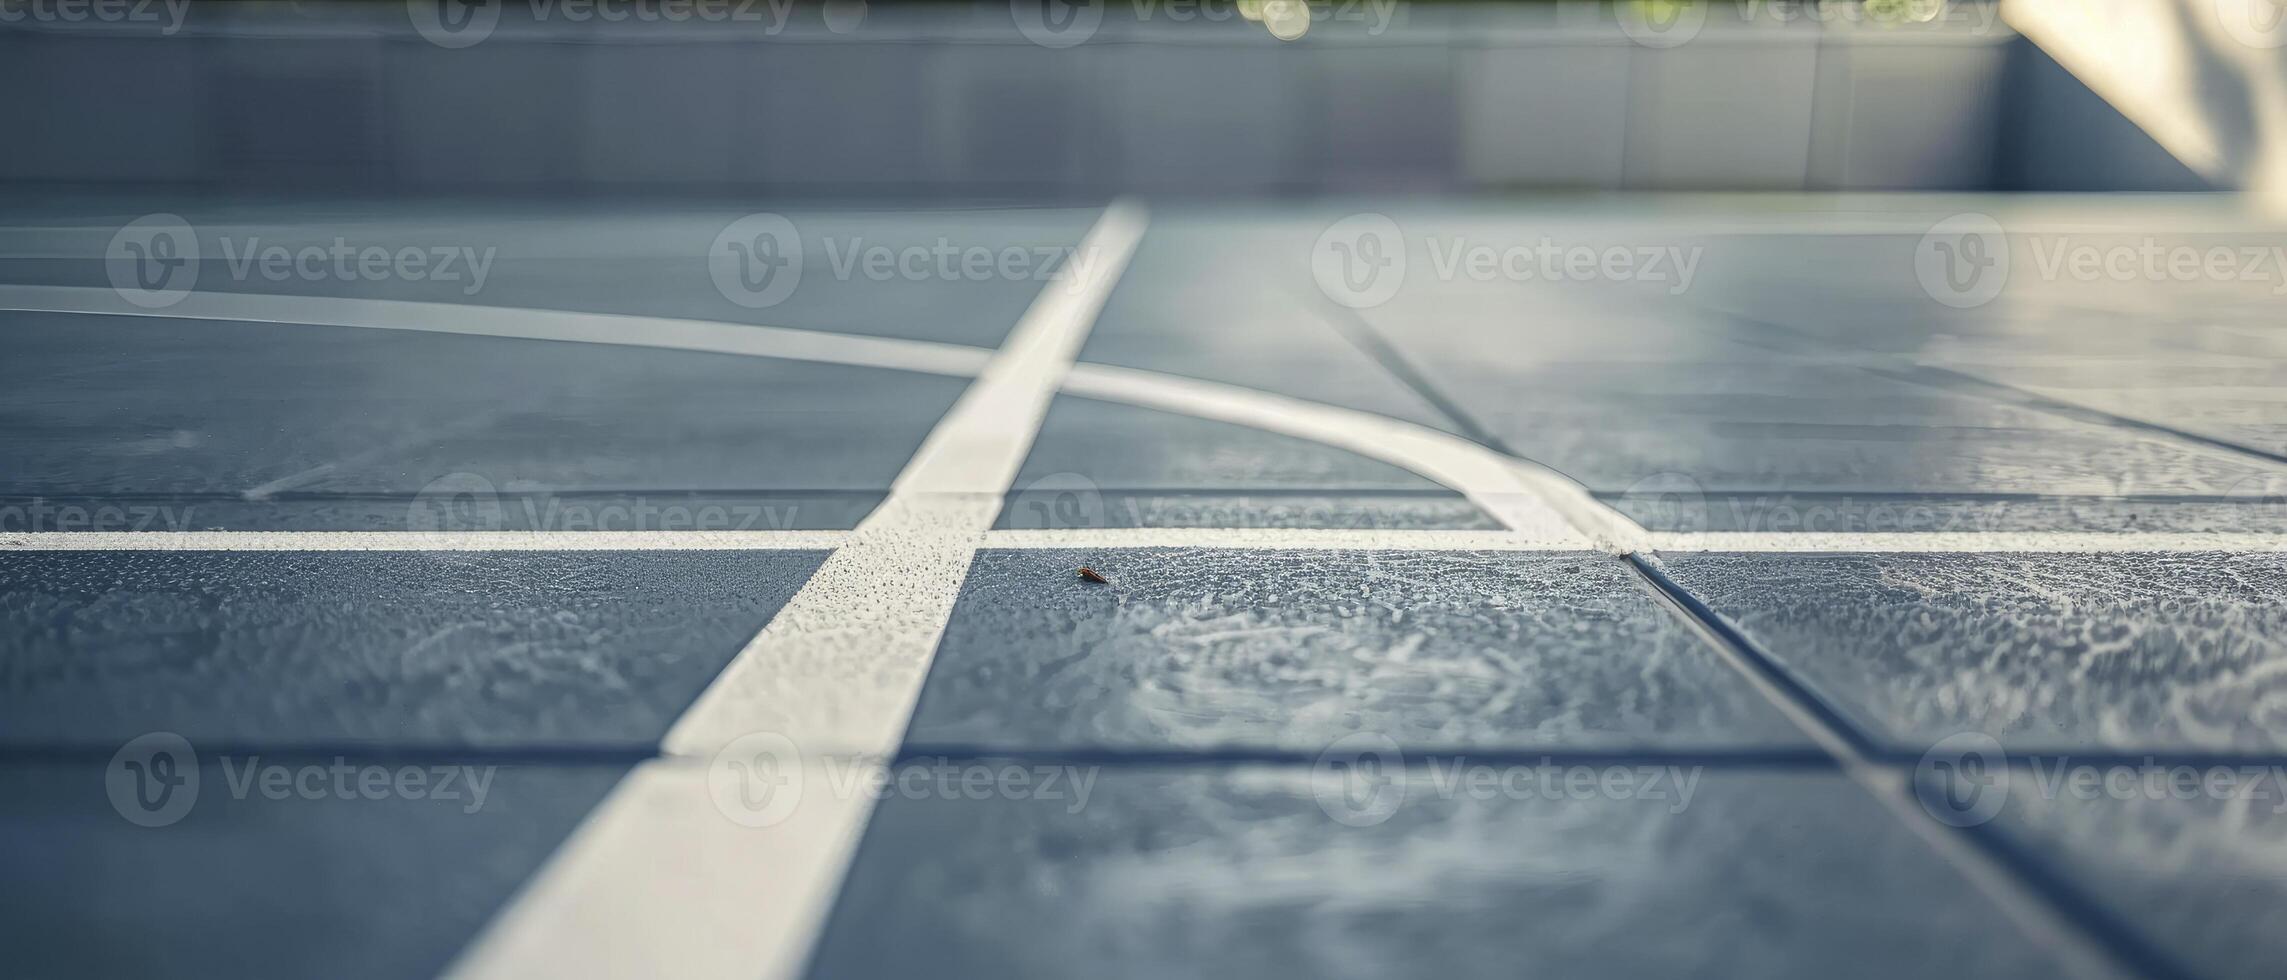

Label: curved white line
[0,284,994,379]
[1061,363,1626,550]
[0,283,1625,548]
[21,284,2276,556]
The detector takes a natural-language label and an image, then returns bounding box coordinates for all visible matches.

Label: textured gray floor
[6,198,2287,980]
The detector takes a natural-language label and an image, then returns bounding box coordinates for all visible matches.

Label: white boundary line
[15,528,2280,554]
[446,200,1148,980]
[1648,531,2287,553]
[981,528,1548,550]
[0,530,847,551]
[0,284,993,379]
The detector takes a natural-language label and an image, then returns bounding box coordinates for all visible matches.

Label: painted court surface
[3,195,2287,979]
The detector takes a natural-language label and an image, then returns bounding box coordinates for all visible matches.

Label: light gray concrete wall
[0,1,2024,195]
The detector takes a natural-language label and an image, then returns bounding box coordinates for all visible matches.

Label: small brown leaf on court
[1077,567,1110,585]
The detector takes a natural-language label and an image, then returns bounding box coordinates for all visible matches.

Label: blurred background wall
[0,0,2269,197]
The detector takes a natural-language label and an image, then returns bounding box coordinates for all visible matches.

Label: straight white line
[446,200,1148,980]
[0,284,993,379]
[14,528,2277,555]
[1061,363,1618,550]
[981,527,1563,550]
[1649,531,2287,553]
[0,530,847,551]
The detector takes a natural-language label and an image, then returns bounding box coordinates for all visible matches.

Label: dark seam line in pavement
[892,745,1839,769]
[0,741,658,767]
[1622,553,1888,759]
[1715,309,2287,471]
[1870,361,2287,469]
[1863,748,2287,769]
[1301,286,1519,455]
[1628,551,2195,980]
[1942,821,2200,980]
